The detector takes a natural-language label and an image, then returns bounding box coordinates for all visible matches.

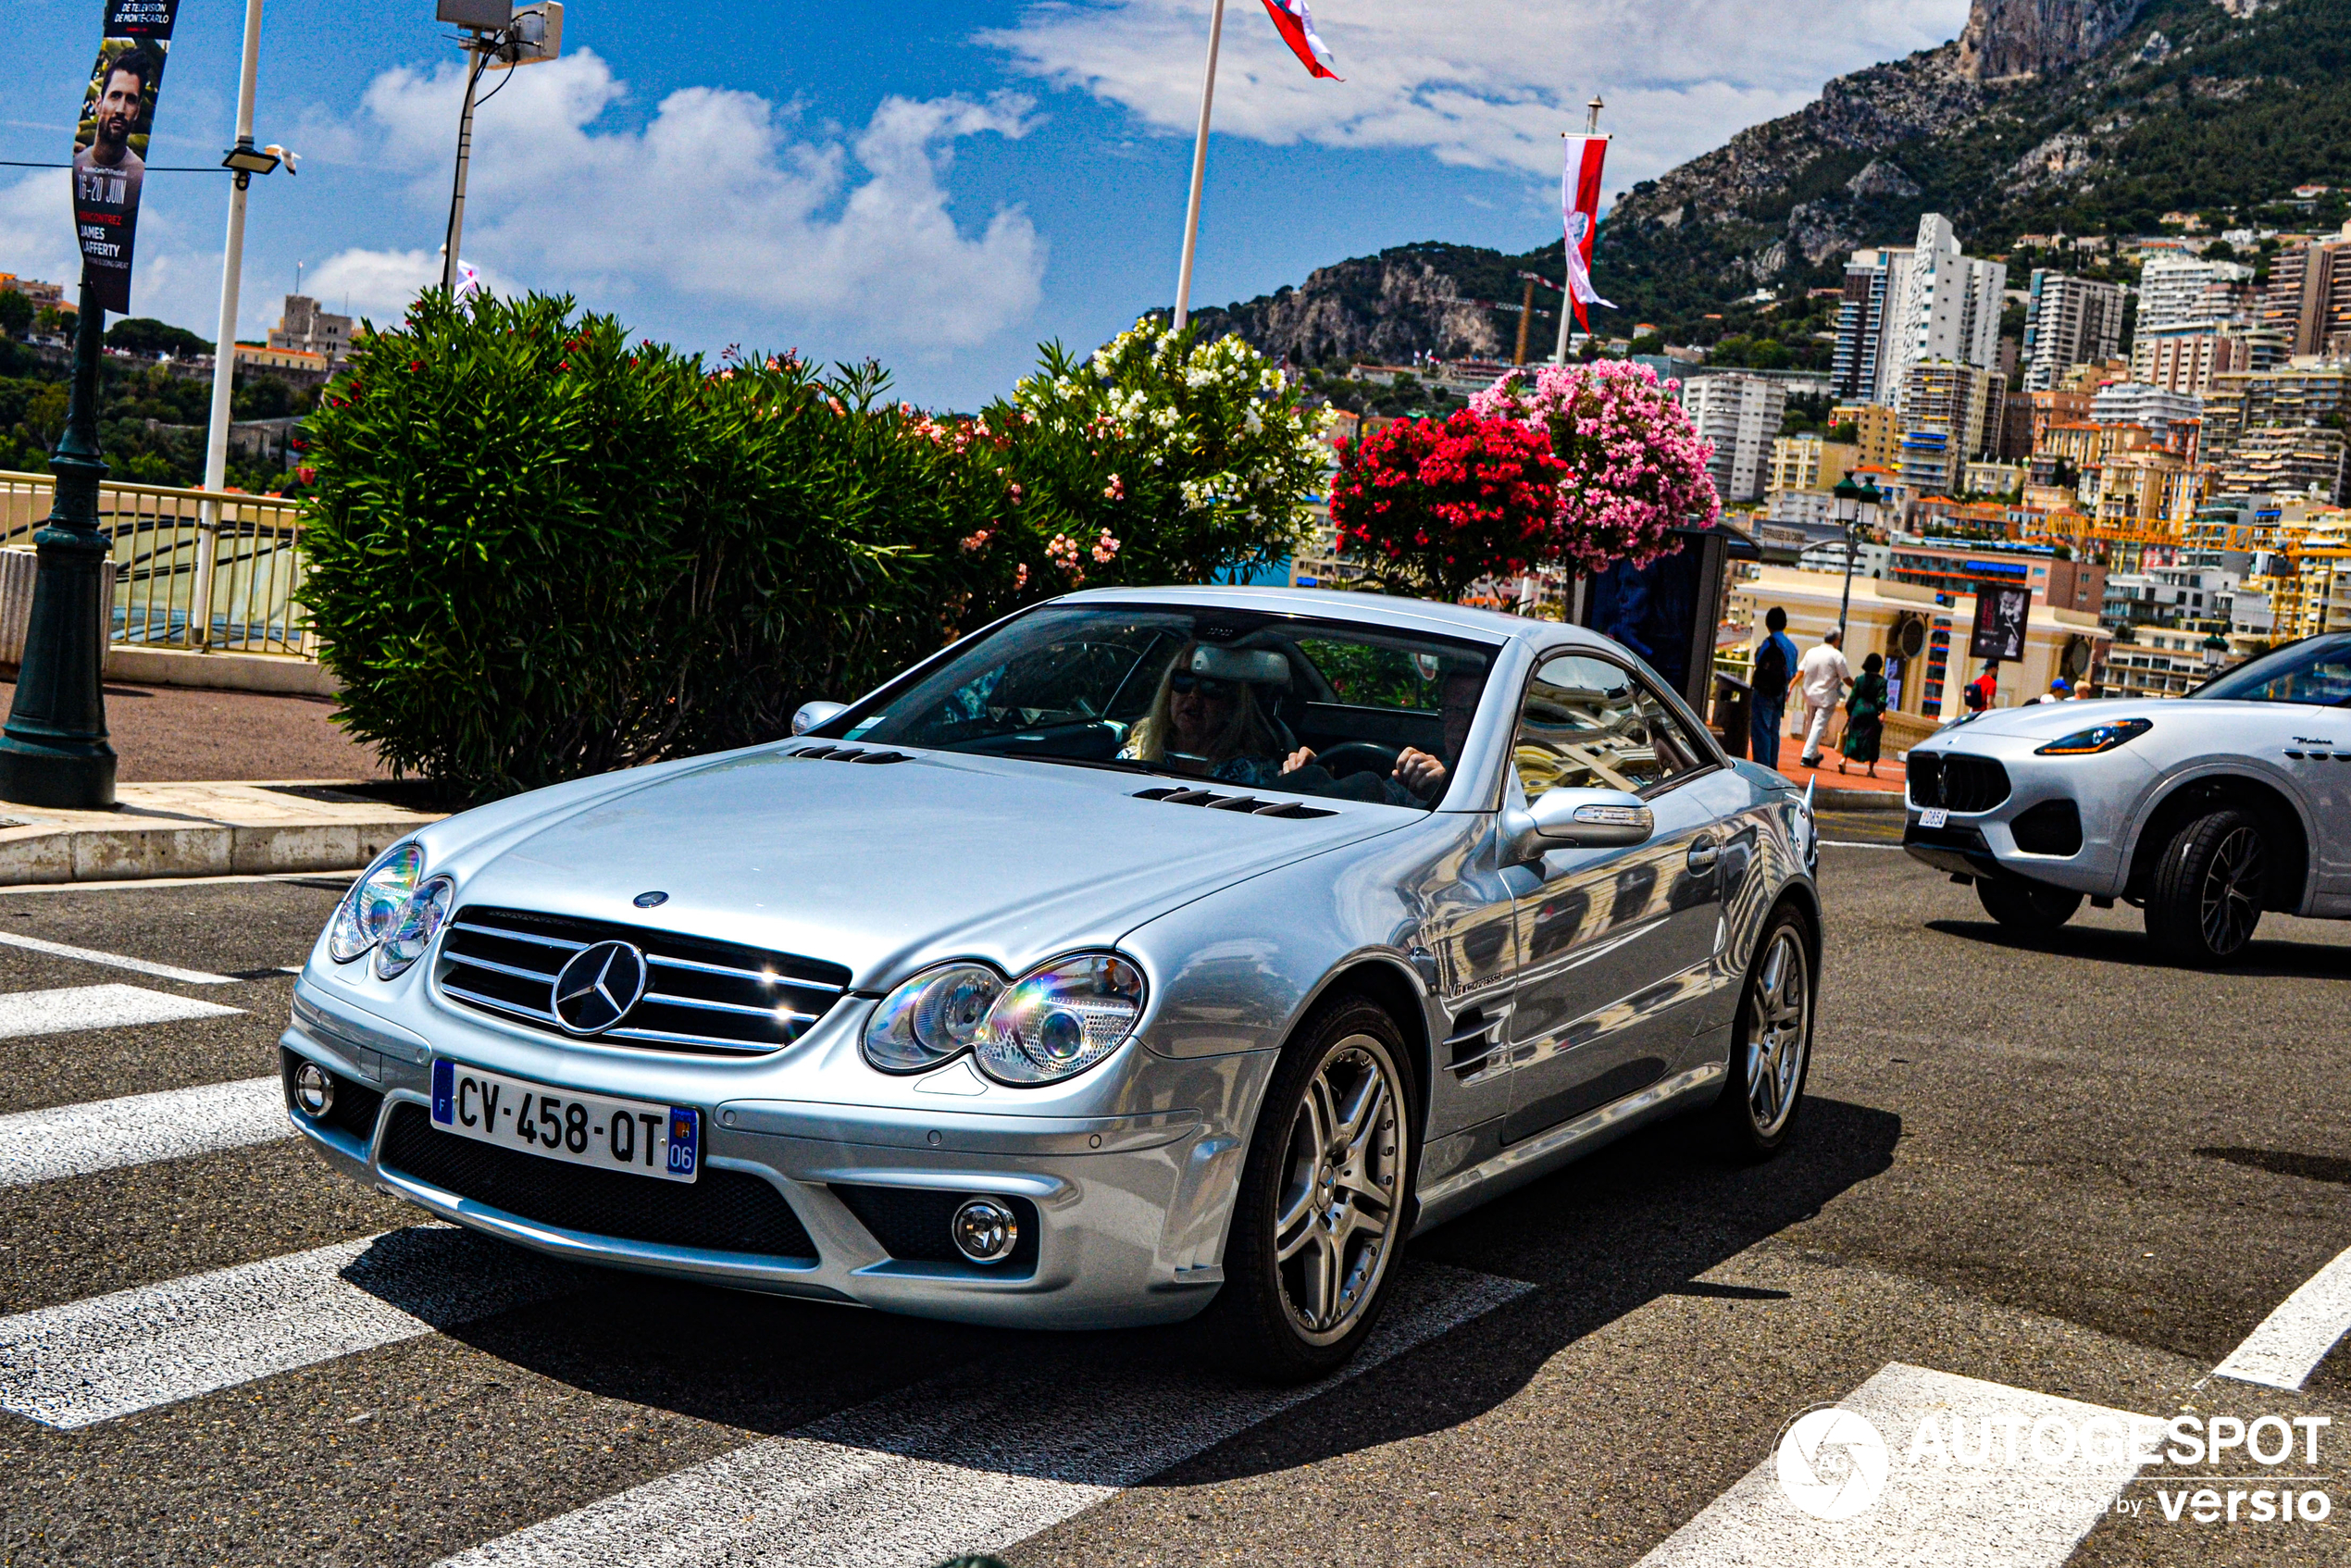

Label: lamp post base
[0,740,116,811]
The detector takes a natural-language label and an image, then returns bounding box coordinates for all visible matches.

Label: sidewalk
[0,678,388,783]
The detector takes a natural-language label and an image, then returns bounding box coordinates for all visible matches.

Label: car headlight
[328,842,425,962]
[973,952,1146,1087]
[2034,717,2152,756]
[861,952,1147,1085]
[373,876,456,979]
[863,962,1005,1073]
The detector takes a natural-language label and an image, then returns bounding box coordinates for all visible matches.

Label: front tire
[2147,808,2267,965]
[1976,877,2084,934]
[1709,905,1814,1161]
[1205,996,1415,1384]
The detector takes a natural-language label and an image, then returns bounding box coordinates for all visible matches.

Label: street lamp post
[1831,475,1862,647]
[0,281,117,808]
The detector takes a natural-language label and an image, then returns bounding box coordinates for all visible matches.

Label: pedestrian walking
[1838,653,1887,778]
[2029,678,2071,704]
[1966,660,1999,715]
[1796,628,1851,768]
[1749,607,1798,771]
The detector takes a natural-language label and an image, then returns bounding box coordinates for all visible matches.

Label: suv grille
[438,905,851,1055]
[380,1105,816,1260]
[1909,752,2011,814]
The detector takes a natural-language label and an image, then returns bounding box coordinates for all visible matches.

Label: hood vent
[786,744,912,765]
[1132,786,1337,819]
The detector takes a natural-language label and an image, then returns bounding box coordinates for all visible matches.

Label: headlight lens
[974,952,1146,1086]
[2034,717,2152,756]
[863,962,1005,1073]
[328,842,425,962]
[373,876,456,979]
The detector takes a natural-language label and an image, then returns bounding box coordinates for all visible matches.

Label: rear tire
[2147,808,2267,966]
[1203,995,1416,1384]
[1708,904,1814,1162]
[1975,877,2084,934]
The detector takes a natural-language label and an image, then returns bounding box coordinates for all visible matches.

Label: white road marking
[0,1226,572,1427]
[0,983,241,1040]
[0,1076,291,1188]
[2210,1244,2351,1391]
[0,930,237,985]
[438,1263,1534,1568]
[1821,840,1905,851]
[1638,1363,2146,1568]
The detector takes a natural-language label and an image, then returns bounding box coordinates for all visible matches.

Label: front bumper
[1901,745,2150,897]
[281,981,1248,1330]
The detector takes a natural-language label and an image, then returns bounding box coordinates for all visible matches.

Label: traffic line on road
[0,931,238,985]
[0,983,242,1040]
[437,1263,1535,1568]
[0,1226,572,1428]
[2210,1244,2351,1392]
[0,1076,290,1188]
[1636,1363,2145,1568]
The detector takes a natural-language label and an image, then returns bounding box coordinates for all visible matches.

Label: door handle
[1686,840,1721,875]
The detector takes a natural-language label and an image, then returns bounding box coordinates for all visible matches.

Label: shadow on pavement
[1923,916,2351,980]
[424,1095,1900,1485]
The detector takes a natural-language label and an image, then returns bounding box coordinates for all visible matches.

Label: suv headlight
[328,842,424,962]
[862,952,1147,1086]
[2034,717,2151,756]
[373,876,456,978]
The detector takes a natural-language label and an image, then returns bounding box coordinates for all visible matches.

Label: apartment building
[2214,425,2349,505]
[2202,366,2351,457]
[1682,374,1787,504]
[2134,255,2253,334]
[2022,270,2129,392]
[1830,403,1901,470]
[2088,382,2204,446]
[2086,448,2210,530]
[1764,434,1857,496]
[2261,229,2351,358]
[1883,216,2007,415]
[2130,329,2260,394]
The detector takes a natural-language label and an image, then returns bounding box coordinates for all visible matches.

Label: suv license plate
[430,1060,699,1183]
[1919,807,1949,828]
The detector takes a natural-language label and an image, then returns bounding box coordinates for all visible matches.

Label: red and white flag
[1561,133,1613,330]
[1262,0,1341,81]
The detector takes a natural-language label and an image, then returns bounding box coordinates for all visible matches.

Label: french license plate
[430,1060,699,1183]
[1919,807,1949,828]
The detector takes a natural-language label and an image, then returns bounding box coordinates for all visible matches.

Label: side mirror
[1501,787,1653,861]
[791,700,848,737]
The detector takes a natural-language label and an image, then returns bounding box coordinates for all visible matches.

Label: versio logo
[1776,1407,1891,1520]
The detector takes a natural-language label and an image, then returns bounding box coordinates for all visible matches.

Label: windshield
[2189,634,2351,706]
[829,604,1500,808]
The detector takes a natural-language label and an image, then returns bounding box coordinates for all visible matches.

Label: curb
[1812,787,1905,813]
[0,781,443,887]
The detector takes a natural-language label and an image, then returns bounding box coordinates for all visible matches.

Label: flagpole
[1554,95,1603,364]
[1172,0,1228,333]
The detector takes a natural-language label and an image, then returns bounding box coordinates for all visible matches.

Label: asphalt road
[0,852,2344,1567]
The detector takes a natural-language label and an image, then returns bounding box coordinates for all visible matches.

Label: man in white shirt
[1796,628,1851,768]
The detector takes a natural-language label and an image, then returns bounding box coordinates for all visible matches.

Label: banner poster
[71,0,181,316]
[1969,582,2032,664]
[1559,134,1611,330]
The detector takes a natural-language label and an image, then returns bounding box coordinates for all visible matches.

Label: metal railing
[0,469,313,657]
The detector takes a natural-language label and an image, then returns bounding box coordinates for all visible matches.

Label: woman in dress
[1839,652,1888,778]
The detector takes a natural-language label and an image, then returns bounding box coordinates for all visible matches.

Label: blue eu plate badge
[666,1107,699,1176]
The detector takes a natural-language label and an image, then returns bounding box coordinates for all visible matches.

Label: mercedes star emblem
[550,940,650,1035]
[634,890,669,908]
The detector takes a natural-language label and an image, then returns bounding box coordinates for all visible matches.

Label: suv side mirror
[791,700,848,736]
[1501,787,1654,861]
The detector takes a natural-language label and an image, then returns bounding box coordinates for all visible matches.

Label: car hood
[1921,703,2162,747]
[435,746,1414,988]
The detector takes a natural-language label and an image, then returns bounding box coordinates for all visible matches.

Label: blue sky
[1,0,1971,407]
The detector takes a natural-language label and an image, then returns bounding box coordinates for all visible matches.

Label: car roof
[1050,584,1603,651]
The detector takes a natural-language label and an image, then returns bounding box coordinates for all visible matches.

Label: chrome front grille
[1908,752,2012,815]
[438,905,851,1055]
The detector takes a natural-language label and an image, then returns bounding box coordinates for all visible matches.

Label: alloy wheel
[1744,928,1810,1139]
[1274,1035,1403,1346]
[2200,825,2265,957]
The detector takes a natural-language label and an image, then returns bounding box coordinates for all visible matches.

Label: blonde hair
[1128,641,1287,765]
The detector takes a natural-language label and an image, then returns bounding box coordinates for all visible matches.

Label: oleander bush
[297,295,1325,801]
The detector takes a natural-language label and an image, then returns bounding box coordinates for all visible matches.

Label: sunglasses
[1167,673,1238,698]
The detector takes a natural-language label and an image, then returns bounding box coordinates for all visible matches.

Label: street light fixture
[2201,629,2230,671]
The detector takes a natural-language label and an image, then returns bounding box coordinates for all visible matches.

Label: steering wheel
[1312,741,1401,779]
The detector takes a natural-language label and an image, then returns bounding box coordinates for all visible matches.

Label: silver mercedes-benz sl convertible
[284,587,1822,1378]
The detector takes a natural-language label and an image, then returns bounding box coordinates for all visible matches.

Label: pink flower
[1008,482,1025,504]
[1014,563,1030,591]
[1103,473,1126,502]
[961,529,991,554]
[1091,529,1120,565]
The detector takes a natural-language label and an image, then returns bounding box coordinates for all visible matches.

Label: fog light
[950,1197,1018,1264]
[293,1061,335,1118]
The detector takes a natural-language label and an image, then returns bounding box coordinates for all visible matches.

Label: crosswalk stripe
[2211,1244,2351,1392]
[438,1263,1534,1568]
[0,1076,291,1188]
[0,931,237,986]
[1636,1363,2145,1567]
[0,1226,572,1428]
[0,983,242,1040]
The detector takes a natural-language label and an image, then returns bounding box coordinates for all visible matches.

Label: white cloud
[311,52,1045,348]
[983,0,1972,188]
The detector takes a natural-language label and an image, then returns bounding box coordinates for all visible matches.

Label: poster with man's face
[1969,584,2032,664]
[71,0,180,315]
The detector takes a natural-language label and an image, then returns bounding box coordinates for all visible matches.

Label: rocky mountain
[1184,0,2351,367]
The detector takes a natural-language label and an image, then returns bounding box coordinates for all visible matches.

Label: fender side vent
[1132,787,1337,819]
[787,745,911,765]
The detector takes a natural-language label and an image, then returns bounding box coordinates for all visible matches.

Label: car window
[2190,636,2351,707]
[1513,653,1709,800]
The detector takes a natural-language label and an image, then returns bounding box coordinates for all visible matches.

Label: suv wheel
[1205,995,1415,1383]
[1976,877,2084,934]
[2147,808,2267,965]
